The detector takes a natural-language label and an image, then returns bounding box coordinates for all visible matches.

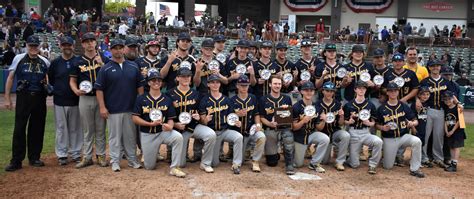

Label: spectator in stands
[118,21,129,39]
[392,21,398,34]
[315,18,325,43]
[444,50,452,65]
[284,23,289,39]
[178,17,184,28]
[39,42,51,60]
[455,26,462,38]
[403,22,412,36]
[22,23,35,43]
[428,52,437,62]
[442,25,449,37]
[429,25,439,46]
[456,72,471,87]
[418,23,426,37]
[13,41,24,54]
[449,25,456,38]
[453,58,462,74]
[173,16,178,27]
[2,45,15,67]
[381,26,389,42]
[461,25,467,38]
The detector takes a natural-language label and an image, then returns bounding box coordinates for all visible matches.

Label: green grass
[0,108,473,173]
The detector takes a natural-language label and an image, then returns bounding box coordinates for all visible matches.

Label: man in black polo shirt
[95,39,145,172]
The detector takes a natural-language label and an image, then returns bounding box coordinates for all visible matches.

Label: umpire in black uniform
[4,35,51,171]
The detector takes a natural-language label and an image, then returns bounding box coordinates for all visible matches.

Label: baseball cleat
[58,157,68,166]
[200,164,214,173]
[335,163,345,171]
[368,166,376,175]
[170,167,186,178]
[433,160,448,169]
[421,161,433,168]
[112,163,121,172]
[410,170,425,178]
[4,163,22,172]
[251,161,261,172]
[231,164,241,175]
[308,163,325,173]
[75,158,93,169]
[97,155,108,167]
[128,161,143,169]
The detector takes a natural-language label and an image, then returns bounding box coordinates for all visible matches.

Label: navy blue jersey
[294,57,320,84]
[292,100,320,145]
[69,53,110,96]
[444,106,466,140]
[383,69,419,103]
[162,55,196,90]
[343,62,374,101]
[274,59,295,93]
[196,58,228,95]
[376,101,415,138]
[94,60,144,114]
[168,87,201,132]
[419,77,455,109]
[343,99,377,129]
[258,94,292,128]
[48,55,79,106]
[447,80,460,98]
[11,54,50,93]
[315,99,342,134]
[133,93,176,134]
[315,61,345,100]
[411,101,428,143]
[135,56,162,90]
[226,58,252,93]
[229,94,259,136]
[254,60,280,98]
[370,66,392,98]
[199,94,232,131]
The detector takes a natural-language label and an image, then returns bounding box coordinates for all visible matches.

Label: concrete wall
[340,0,398,30]
[407,0,468,19]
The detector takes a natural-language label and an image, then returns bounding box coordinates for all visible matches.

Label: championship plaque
[275,106,293,126]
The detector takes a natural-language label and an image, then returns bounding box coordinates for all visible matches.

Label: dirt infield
[1,146,474,198]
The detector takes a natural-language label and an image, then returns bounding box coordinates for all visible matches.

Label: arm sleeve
[343,103,351,120]
[94,66,106,90]
[167,99,177,119]
[199,98,208,115]
[258,97,266,115]
[132,96,142,116]
[8,53,25,72]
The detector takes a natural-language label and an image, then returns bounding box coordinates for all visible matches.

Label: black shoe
[72,157,81,163]
[187,156,201,163]
[285,165,296,175]
[29,160,45,167]
[231,164,241,175]
[410,170,425,178]
[58,157,68,166]
[219,154,228,162]
[5,163,22,172]
[421,161,433,168]
[394,156,405,167]
[445,162,457,172]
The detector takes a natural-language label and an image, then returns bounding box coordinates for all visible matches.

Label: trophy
[358,109,371,121]
[394,77,405,87]
[275,106,293,126]
[336,67,347,78]
[208,60,220,71]
[360,72,371,82]
[216,53,227,64]
[300,70,311,81]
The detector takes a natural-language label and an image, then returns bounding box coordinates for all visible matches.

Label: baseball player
[440,66,461,163]
[248,41,259,62]
[254,40,279,99]
[94,39,144,172]
[212,34,227,56]
[69,32,110,168]
[317,82,350,171]
[343,81,383,174]
[131,71,186,177]
[169,68,217,173]
[370,48,391,109]
[315,43,345,101]
[194,39,228,96]
[376,82,425,178]
[411,86,432,167]
[199,74,243,174]
[294,39,320,88]
[342,44,375,102]
[384,53,419,104]
[135,40,162,92]
[259,75,295,175]
[225,39,257,97]
[292,81,329,173]
[48,36,82,165]
[443,91,466,172]
[229,75,265,172]
[273,42,295,95]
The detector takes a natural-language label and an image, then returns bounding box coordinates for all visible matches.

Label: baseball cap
[427,59,443,67]
[201,39,214,48]
[59,36,74,45]
[260,40,273,48]
[301,81,316,90]
[81,32,96,42]
[110,39,125,49]
[443,90,455,99]
[213,34,226,42]
[324,43,337,51]
[351,44,364,52]
[177,32,192,41]
[177,68,192,76]
[373,48,385,57]
[236,40,249,48]
[355,81,368,88]
[248,41,258,48]
[26,35,40,46]
[441,66,454,75]
[322,82,336,91]
[147,71,163,81]
[237,75,250,85]
[392,53,405,61]
[207,74,221,82]
[125,36,139,47]
[386,82,400,90]
[146,40,161,47]
[418,86,430,94]
[275,42,288,50]
[300,39,312,47]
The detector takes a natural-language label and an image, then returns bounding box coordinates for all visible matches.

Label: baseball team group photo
[0,0,474,198]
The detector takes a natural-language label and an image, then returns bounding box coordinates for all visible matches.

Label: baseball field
[0,108,473,198]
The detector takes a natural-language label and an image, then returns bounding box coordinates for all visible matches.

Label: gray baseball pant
[243,131,266,162]
[108,113,138,164]
[179,124,216,167]
[294,131,329,167]
[212,129,243,167]
[348,128,383,168]
[264,129,295,167]
[141,130,183,170]
[424,108,445,162]
[383,134,422,172]
[79,96,106,160]
[54,105,83,159]
[322,129,350,165]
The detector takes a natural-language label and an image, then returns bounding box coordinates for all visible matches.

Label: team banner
[283,0,328,12]
[345,0,393,13]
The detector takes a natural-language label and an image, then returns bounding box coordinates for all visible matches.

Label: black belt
[265,126,290,131]
[20,91,45,96]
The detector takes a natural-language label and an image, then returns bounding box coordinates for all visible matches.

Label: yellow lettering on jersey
[383,112,406,123]
[429,85,447,92]
[206,105,228,114]
[265,107,274,114]
[79,64,102,72]
[173,99,196,107]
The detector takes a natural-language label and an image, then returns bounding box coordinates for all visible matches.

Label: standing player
[94,39,144,172]
[259,75,295,175]
[212,34,226,56]
[229,75,266,172]
[384,53,419,104]
[254,40,279,99]
[169,68,217,173]
[376,82,425,178]
[370,48,391,108]
[132,71,186,177]
[135,40,162,90]
[344,81,383,174]
[292,82,329,173]
[294,39,319,88]
[194,39,228,96]
[199,74,243,174]
[48,36,82,165]
[225,40,257,97]
[315,43,345,101]
[317,82,350,171]
[443,91,466,172]
[273,42,295,95]
[69,32,110,168]
[411,86,432,167]
[342,45,375,102]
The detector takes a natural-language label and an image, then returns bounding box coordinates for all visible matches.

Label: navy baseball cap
[59,36,74,45]
[301,81,316,90]
[392,53,405,61]
[300,39,311,47]
[201,39,214,48]
[81,32,96,42]
[355,81,368,88]
[125,36,139,47]
[373,48,385,57]
[260,40,273,48]
[147,71,163,81]
[324,43,337,51]
[386,82,400,90]
[237,75,250,85]
[441,66,454,75]
[248,41,258,48]
[177,32,192,41]
[26,35,40,46]
[236,40,249,48]
[207,74,221,82]
[213,34,226,42]
[110,39,125,49]
[178,68,192,76]
[322,82,336,91]
[427,59,443,67]
[418,86,430,94]
[443,90,455,99]
[351,45,364,52]
[275,42,287,50]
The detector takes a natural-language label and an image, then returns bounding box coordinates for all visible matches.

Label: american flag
[159,4,171,16]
